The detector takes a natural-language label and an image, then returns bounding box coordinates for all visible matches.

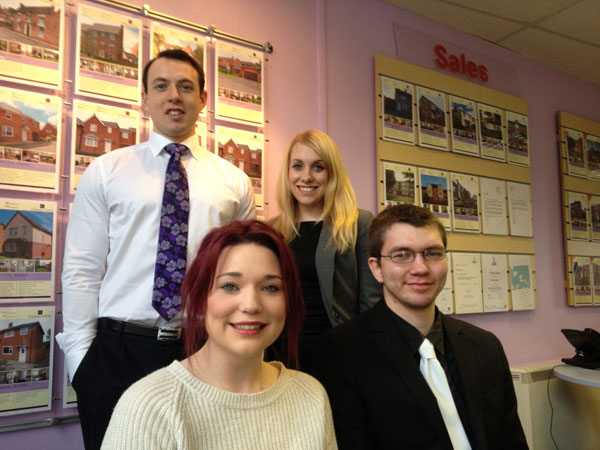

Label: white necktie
[419,338,471,450]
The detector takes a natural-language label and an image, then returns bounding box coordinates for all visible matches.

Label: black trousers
[72,325,184,450]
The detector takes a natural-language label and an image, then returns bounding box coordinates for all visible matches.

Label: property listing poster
[481,253,508,312]
[0,199,56,303]
[214,126,264,208]
[0,306,54,416]
[215,41,264,125]
[567,191,589,241]
[509,254,535,310]
[480,177,508,236]
[70,99,140,192]
[478,103,505,161]
[589,195,600,241]
[565,128,585,178]
[585,134,600,180]
[435,252,453,314]
[381,77,415,144]
[591,257,600,305]
[75,3,142,104]
[195,121,208,152]
[570,256,592,306]
[507,182,533,237]
[505,111,529,166]
[0,86,62,193]
[418,168,451,229]
[449,96,478,156]
[382,161,416,206]
[450,173,480,232]
[150,22,206,117]
[416,86,448,150]
[452,252,483,314]
[0,0,64,88]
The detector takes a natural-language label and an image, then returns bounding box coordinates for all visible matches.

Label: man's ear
[141,90,148,110]
[199,90,207,109]
[368,257,383,284]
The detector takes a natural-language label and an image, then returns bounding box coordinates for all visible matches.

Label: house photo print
[0,306,54,416]
[0,0,64,87]
[0,86,62,192]
[0,198,56,303]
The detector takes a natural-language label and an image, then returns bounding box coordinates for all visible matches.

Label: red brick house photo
[75,114,136,157]
[0,101,42,144]
[218,138,262,182]
[0,321,49,364]
[2,2,61,50]
[1,211,52,259]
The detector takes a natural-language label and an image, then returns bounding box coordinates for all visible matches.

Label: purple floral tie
[152,143,189,321]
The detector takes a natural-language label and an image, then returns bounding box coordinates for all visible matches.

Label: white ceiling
[384,0,600,87]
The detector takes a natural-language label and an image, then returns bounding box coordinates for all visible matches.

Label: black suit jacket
[312,301,528,450]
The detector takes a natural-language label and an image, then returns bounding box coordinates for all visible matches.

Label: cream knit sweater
[101,360,337,450]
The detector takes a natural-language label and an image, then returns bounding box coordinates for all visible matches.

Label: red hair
[181,220,305,368]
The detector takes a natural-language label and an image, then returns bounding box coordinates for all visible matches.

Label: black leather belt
[98,318,182,341]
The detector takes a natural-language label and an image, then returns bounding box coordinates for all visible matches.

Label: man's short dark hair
[142,49,205,94]
[368,204,447,257]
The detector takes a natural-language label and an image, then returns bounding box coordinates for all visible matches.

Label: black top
[385,303,475,446]
[289,221,332,372]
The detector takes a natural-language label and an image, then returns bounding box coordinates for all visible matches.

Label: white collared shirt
[56,131,255,378]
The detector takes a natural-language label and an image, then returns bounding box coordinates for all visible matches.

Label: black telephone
[561,328,600,369]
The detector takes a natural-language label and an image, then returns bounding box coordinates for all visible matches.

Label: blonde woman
[272,129,380,371]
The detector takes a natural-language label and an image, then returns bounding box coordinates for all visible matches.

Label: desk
[553,364,600,388]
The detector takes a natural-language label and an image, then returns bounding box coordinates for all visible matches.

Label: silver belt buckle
[157,327,182,341]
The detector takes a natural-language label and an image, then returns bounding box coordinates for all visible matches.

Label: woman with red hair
[102,220,337,450]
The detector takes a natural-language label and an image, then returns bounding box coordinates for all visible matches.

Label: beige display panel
[558,111,600,306]
[375,54,535,312]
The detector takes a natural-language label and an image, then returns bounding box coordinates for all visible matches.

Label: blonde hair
[274,129,358,253]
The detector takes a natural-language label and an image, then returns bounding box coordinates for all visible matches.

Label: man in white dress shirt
[56,49,255,450]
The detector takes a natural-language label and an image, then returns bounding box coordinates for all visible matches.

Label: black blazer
[312,301,528,450]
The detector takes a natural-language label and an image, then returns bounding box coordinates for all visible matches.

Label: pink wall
[6,0,600,446]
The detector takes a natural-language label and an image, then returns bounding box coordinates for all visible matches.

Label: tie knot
[164,143,188,158]
[419,338,437,360]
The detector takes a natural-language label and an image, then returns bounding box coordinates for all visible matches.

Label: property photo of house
[217,47,262,106]
[217,137,263,187]
[507,118,529,154]
[151,24,204,69]
[384,167,415,205]
[75,113,136,157]
[0,0,61,62]
[0,209,53,263]
[0,94,58,166]
[479,109,503,146]
[384,85,413,128]
[418,93,446,132]
[78,9,140,80]
[0,312,52,385]
[451,101,477,140]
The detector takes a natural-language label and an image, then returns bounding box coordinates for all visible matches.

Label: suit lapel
[315,221,334,303]
[442,315,486,449]
[368,303,454,449]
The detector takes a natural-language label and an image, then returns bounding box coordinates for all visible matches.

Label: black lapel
[442,315,486,449]
[368,302,454,449]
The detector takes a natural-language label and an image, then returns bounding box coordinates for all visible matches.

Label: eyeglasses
[380,247,446,264]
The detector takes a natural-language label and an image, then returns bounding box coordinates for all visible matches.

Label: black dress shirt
[385,303,475,448]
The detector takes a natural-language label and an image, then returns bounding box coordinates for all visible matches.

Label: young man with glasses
[312,204,528,450]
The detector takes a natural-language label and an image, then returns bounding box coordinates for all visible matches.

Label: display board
[558,111,600,306]
[375,54,536,314]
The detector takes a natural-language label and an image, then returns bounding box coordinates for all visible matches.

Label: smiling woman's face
[203,243,286,360]
[287,143,329,219]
